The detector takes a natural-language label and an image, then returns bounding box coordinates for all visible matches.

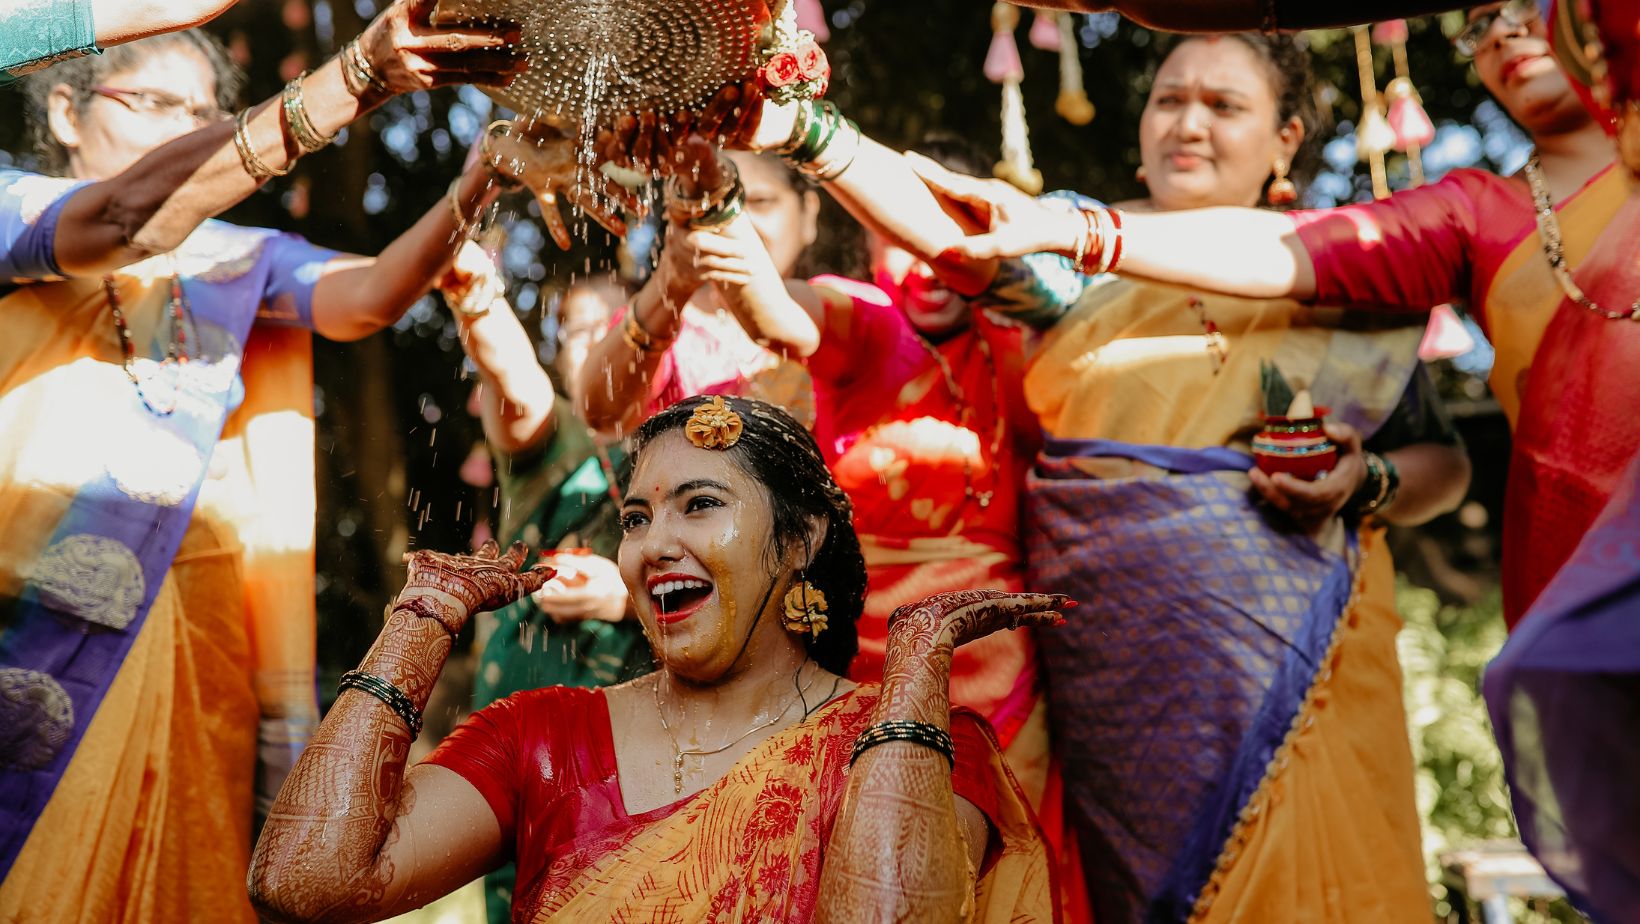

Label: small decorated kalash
[249,394,1063,922]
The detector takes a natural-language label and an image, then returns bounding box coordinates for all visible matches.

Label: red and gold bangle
[1074,207,1103,276]
[1106,207,1126,273]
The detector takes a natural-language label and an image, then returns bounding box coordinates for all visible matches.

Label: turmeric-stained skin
[247,541,552,924]
[816,590,1067,923]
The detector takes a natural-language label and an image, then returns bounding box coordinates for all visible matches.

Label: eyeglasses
[1453,0,1540,58]
[89,86,227,126]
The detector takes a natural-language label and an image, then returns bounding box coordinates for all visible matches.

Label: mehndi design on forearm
[249,543,552,923]
[816,590,1067,922]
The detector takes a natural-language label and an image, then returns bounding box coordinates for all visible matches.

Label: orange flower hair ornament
[684,396,744,450]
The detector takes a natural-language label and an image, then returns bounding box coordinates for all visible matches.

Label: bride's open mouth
[646,573,716,624]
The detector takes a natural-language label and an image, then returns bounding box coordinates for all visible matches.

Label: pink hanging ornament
[1384,76,1435,149]
[1029,10,1063,51]
[793,0,830,43]
[984,3,1024,83]
[1417,304,1477,361]
[1371,18,1409,45]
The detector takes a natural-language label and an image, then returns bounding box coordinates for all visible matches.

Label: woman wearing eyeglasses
[915,0,1630,632]
[0,4,532,921]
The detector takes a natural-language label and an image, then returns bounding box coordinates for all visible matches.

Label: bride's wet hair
[630,395,866,675]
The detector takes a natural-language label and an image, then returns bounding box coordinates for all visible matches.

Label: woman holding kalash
[0,2,532,919]
[916,1,1632,632]
[896,7,1630,921]
[248,395,1059,923]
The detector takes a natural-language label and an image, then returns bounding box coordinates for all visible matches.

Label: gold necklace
[652,666,819,794]
[913,331,1004,509]
[1524,154,1640,321]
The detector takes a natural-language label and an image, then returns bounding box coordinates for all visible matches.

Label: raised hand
[888,590,1070,651]
[876,590,1070,726]
[484,119,633,248]
[357,0,526,94]
[905,152,1086,263]
[396,540,555,635]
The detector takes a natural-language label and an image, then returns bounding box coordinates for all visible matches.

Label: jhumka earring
[782,578,829,638]
[1266,157,1297,206]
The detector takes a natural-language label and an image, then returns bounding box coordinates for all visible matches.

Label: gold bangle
[282,76,334,154]
[448,176,487,232]
[340,39,387,99]
[621,310,671,354]
[233,107,292,180]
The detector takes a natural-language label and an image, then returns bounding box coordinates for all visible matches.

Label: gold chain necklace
[652,666,819,794]
[913,331,1004,509]
[1524,154,1640,321]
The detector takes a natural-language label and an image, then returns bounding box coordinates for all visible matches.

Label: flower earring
[1267,157,1297,206]
[782,576,829,638]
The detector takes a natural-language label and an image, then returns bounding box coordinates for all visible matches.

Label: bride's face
[618,431,793,682]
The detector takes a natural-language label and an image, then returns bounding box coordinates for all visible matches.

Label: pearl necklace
[1524,155,1639,322]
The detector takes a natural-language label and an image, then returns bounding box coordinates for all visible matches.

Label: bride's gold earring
[1267,157,1297,206]
[782,576,829,638]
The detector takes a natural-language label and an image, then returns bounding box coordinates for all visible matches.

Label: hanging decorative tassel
[1374,19,1433,186]
[793,0,830,43]
[996,78,1045,193]
[984,3,1024,83]
[1352,26,1392,199]
[1055,12,1094,125]
[985,4,1042,194]
[1029,10,1062,51]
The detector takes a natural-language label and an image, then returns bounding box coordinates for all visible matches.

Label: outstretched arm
[575,224,701,437]
[248,542,554,924]
[905,154,1318,300]
[53,0,521,280]
[89,0,240,46]
[441,241,559,456]
[817,591,1068,923]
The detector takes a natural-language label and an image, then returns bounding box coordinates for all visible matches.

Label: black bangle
[338,670,423,739]
[1379,453,1401,511]
[849,720,956,771]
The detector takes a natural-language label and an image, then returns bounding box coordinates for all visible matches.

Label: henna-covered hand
[888,590,1070,654]
[396,540,555,634]
[818,591,1068,923]
[875,591,1070,728]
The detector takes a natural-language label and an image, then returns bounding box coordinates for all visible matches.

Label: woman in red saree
[909,2,1631,628]
[248,395,1060,923]
[580,128,1090,918]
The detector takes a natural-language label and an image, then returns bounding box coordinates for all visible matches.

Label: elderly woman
[248,395,1059,923]
[0,4,523,920]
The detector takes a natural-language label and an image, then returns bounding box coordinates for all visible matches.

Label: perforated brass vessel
[434,0,773,130]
